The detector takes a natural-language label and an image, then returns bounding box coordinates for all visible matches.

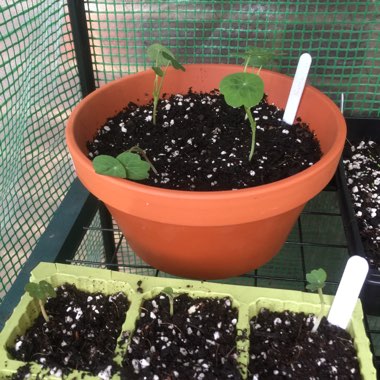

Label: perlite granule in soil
[343,139,380,271]
[8,284,130,378]
[87,90,322,191]
[249,309,361,380]
[121,293,243,379]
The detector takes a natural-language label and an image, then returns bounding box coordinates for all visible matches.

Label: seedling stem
[93,145,155,179]
[25,281,56,323]
[147,43,185,125]
[306,268,327,333]
[162,287,174,317]
[220,47,279,161]
[128,145,158,175]
[39,299,50,322]
[244,106,256,161]
[152,63,169,125]
[312,287,325,333]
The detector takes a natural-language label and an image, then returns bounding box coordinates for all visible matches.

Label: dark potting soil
[343,139,380,271]
[121,293,243,379]
[10,364,31,380]
[87,90,322,191]
[249,309,361,380]
[8,283,129,378]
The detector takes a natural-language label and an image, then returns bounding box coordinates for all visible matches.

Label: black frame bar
[67,0,116,266]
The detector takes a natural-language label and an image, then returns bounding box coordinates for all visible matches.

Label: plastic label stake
[327,256,369,330]
[282,53,312,125]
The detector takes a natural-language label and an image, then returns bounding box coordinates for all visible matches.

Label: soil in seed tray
[343,139,380,270]
[10,364,31,380]
[87,90,322,191]
[122,293,243,379]
[249,309,361,380]
[8,283,129,377]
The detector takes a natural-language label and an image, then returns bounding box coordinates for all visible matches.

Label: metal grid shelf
[0,169,379,373]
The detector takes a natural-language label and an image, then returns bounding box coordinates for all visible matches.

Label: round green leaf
[306,283,319,292]
[116,152,150,180]
[39,280,56,298]
[219,72,264,108]
[93,155,127,178]
[306,268,327,291]
[147,43,175,66]
[162,287,174,296]
[25,281,56,301]
[25,282,40,298]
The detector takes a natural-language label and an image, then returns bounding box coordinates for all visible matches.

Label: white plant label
[327,255,369,330]
[282,53,312,125]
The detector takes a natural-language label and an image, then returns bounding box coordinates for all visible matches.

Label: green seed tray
[0,263,376,379]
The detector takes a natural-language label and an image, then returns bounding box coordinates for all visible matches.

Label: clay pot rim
[66,64,346,202]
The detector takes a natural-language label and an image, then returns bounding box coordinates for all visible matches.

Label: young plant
[219,47,278,161]
[25,280,56,322]
[147,43,185,125]
[92,145,157,179]
[306,268,327,333]
[235,47,279,73]
[162,286,174,317]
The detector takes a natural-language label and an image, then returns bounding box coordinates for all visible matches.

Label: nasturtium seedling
[306,268,327,292]
[220,46,278,161]
[147,43,174,67]
[116,152,151,180]
[25,280,56,322]
[235,47,280,72]
[93,146,156,180]
[93,155,127,178]
[162,286,174,317]
[219,72,264,108]
[306,268,327,332]
[147,43,185,125]
[161,51,185,71]
[162,286,174,296]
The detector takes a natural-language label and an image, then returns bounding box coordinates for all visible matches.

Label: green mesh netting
[0,2,81,300]
[85,0,379,117]
[73,211,105,265]
[1,0,380,301]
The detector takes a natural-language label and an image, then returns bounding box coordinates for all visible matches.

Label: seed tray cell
[336,118,380,315]
[0,263,376,379]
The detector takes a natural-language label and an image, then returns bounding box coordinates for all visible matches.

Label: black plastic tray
[336,118,380,316]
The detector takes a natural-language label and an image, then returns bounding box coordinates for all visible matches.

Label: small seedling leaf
[93,155,127,178]
[116,152,150,180]
[147,43,174,66]
[39,280,56,298]
[220,72,264,108]
[162,287,174,296]
[235,47,281,67]
[306,268,327,292]
[161,51,185,71]
[170,58,186,72]
[25,282,40,298]
[34,288,45,300]
[25,281,56,301]
[152,66,164,77]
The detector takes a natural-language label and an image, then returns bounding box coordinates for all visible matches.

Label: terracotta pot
[66,64,346,279]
